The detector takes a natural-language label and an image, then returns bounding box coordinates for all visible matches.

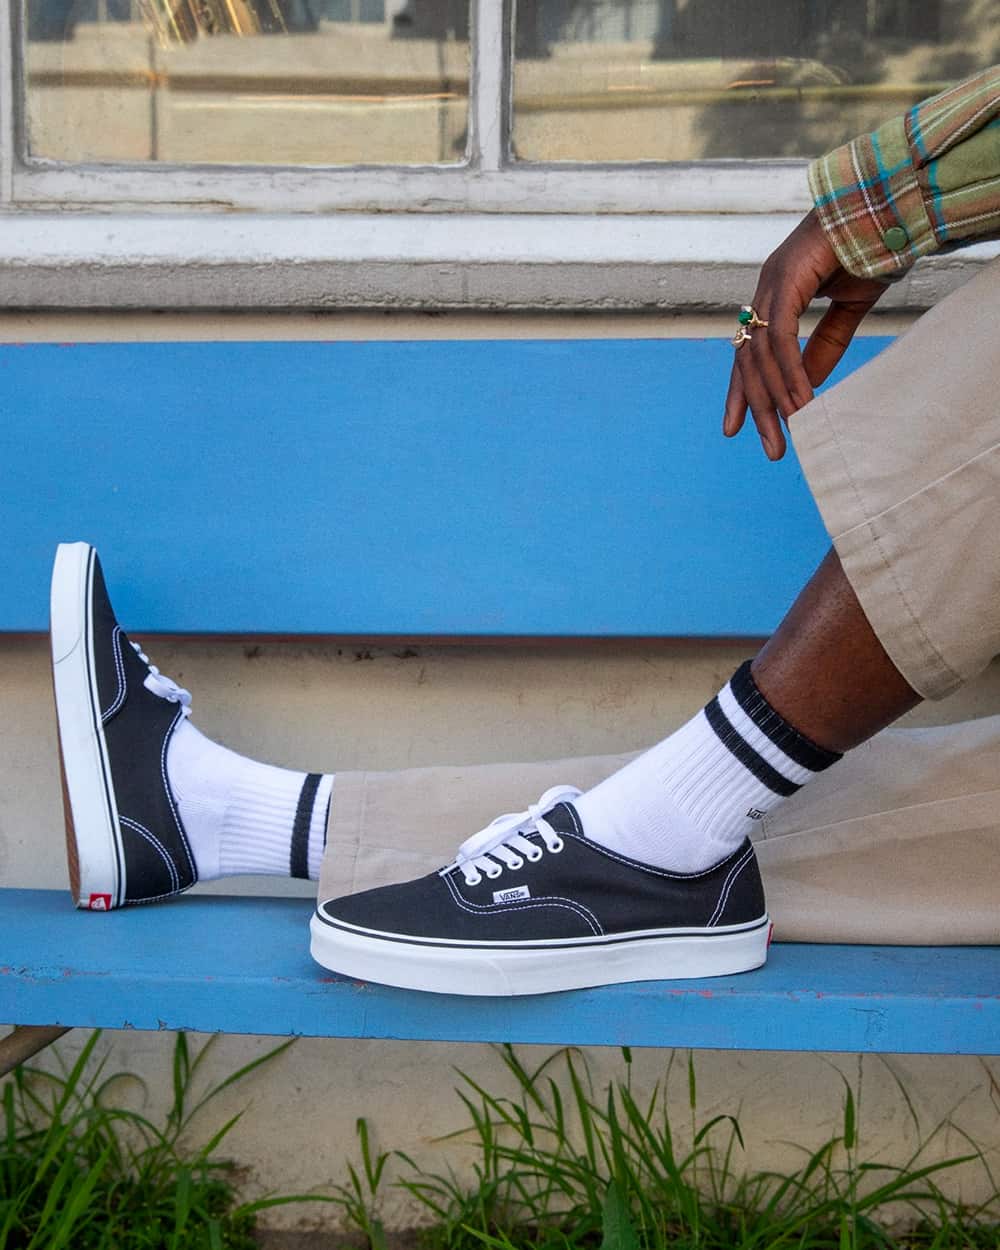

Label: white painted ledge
[0,212,995,310]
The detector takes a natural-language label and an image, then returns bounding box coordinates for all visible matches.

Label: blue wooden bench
[3,336,997,1070]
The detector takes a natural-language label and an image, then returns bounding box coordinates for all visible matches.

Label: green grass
[4,1036,1000,1249]
[0,1031,331,1249]
[328,1045,1000,1250]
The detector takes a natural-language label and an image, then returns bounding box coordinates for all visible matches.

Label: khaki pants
[320,714,1000,944]
[793,257,1000,701]
[321,262,1000,944]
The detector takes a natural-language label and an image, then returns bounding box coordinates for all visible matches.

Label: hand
[723,209,888,460]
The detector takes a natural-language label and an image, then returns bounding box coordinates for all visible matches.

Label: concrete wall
[4,309,1000,1235]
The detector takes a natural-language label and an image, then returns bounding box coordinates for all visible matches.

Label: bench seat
[4,334,996,1066]
[2,889,998,1055]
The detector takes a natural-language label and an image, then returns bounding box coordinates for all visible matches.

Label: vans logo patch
[493,885,531,905]
[746,808,767,822]
[87,893,112,911]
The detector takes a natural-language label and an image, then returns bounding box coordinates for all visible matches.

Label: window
[13,0,994,189]
[25,0,470,165]
[2,0,994,309]
[513,0,996,163]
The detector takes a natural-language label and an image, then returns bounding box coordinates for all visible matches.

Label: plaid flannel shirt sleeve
[808,65,1000,279]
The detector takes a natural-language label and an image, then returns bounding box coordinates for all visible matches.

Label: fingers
[802,301,874,390]
[767,292,816,413]
[723,269,815,460]
[736,336,787,460]
[723,364,747,438]
[726,303,793,460]
[724,341,786,460]
[721,209,843,460]
[746,312,799,418]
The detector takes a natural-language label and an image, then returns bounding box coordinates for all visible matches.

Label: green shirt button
[883,225,909,252]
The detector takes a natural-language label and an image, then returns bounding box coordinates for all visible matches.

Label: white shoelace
[132,641,193,718]
[448,785,582,886]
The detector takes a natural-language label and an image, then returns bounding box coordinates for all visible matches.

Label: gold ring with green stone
[732,305,768,348]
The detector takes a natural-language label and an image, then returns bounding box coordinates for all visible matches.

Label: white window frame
[0,0,992,311]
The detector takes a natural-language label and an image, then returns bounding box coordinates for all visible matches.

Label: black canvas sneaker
[50,542,198,910]
[311,786,770,995]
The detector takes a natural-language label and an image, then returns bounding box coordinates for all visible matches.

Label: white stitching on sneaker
[564,802,749,881]
[119,815,180,893]
[442,870,603,936]
[159,705,198,880]
[566,828,734,879]
[707,846,755,927]
[100,626,127,724]
[128,889,193,905]
[107,642,196,881]
[563,804,585,837]
[442,787,753,908]
[130,641,193,716]
[444,866,604,930]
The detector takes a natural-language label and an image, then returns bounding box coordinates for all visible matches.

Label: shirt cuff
[808,113,939,280]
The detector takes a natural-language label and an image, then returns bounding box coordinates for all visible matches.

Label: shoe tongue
[542,802,579,837]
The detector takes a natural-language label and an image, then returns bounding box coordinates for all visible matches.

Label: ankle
[167,721,332,881]
[574,660,842,873]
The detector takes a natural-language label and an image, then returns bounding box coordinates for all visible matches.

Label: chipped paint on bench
[3,890,998,1054]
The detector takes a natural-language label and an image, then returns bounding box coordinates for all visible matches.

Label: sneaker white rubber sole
[309,912,771,995]
[50,542,123,910]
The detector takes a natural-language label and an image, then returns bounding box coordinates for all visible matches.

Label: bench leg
[0,1026,72,1078]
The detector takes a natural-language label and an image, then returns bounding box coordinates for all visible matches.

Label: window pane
[512,0,994,162]
[24,0,468,165]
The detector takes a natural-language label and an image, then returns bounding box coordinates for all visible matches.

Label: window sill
[0,211,994,311]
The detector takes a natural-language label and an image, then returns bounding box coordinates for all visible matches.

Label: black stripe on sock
[704,696,802,798]
[290,773,322,880]
[729,660,842,773]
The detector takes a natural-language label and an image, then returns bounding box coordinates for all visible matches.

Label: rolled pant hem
[791,391,964,702]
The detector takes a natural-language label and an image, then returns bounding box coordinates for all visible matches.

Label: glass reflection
[24,0,469,165]
[513,0,998,162]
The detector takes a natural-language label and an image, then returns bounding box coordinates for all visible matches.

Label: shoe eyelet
[507,856,524,870]
[485,866,503,880]
[525,848,543,863]
[464,871,483,887]
[548,838,565,854]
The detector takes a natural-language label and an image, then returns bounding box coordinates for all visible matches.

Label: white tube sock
[166,720,333,882]
[574,660,842,872]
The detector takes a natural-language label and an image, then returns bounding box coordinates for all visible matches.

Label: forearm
[809,65,1000,279]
